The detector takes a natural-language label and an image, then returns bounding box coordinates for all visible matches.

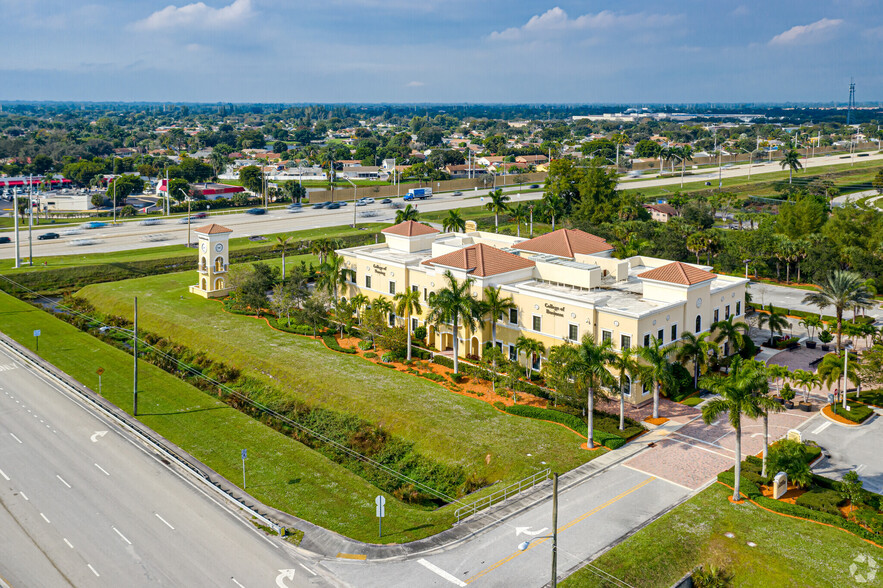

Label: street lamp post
[13,187,20,268]
[529,204,534,237]
[177,188,191,247]
[743,259,751,280]
[344,177,358,228]
[517,473,558,587]
[28,175,34,266]
[133,296,139,417]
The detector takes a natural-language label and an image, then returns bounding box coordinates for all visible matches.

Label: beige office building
[337,221,748,405]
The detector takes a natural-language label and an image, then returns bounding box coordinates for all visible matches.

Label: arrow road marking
[90,431,108,443]
[417,559,467,587]
[515,526,548,537]
[275,569,296,588]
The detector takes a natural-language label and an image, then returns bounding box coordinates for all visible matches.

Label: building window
[671,324,677,341]
[643,381,651,395]
[365,275,372,289]
[424,288,428,301]
[621,334,631,350]
[532,315,542,332]
[411,284,418,293]
[509,308,518,324]
[602,330,612,343]
[388,313,396,327]
[509,345,517,361]
[725,305,731,319]
[713,308,719,323]
[643,333,650,347]
[736,301,742,316]
[411,318,418,332]
[657,328,664,343]
[389,281,396,295]
[532,354,541,371]
[568,324,578,341]
[696,315,702,332]
[495,341,503,351]
[622,376,632,397]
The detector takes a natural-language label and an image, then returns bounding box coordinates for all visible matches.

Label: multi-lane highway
[0,343,332,588]
[2,149,881,261]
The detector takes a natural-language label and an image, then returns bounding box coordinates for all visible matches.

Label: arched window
[215,257,224,271]
[201,277,207,290]
[695,315,702,332]
[215,278,224,289]
[622,375,632,397]
[200,256,208,271]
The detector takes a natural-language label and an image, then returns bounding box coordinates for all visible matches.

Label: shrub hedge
[322,336,357,354]
[836,401,874,423]
[795,487,846,516]
[504,405,629,449]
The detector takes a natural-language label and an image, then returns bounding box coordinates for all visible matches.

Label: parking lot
[802,410,883,493]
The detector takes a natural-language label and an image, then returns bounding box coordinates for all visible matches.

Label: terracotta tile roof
[194,223,233,234]
[381,220,440,237]
[423,243,535,277]
[645,202,678,216]
[513,229,613,257]
[637,261,716,285]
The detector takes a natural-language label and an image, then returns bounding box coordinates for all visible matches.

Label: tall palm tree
[676,331,718,390]
[637,337,676,419]
[481,286,516,349]
[442,209,466,233]
[426,270,480,374]
[817,351,859,404]
[572,335,616,448]
[790,368,820,404]
[712,315,751,357]
[485,189,510,230]
[541,193,565,230]
[758,305,789,345]
[394,289,422,360]
[318,253,354,308]
[273,235,292,281]
[608,346,639,431]
[395,204,420,223]
[678,145,694,187]
[350,293,368,324]
[510,203,529,237]
[741,359,785,478]
[515,336,546,379]
[802,270,873,352]
[766,363,790,395]
[798,314,823,342]
[780,149,803,184]
[700,358,768,501]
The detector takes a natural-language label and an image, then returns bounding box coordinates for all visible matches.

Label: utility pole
[551,473,558,588]
[28,175,33,266]
[13,187,20,268]
[112,179,117,225]
[187,197,192,248]
[133,296,139,417]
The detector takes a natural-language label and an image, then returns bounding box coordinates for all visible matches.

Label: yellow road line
[336,552,367,560]
[464,476,656,584]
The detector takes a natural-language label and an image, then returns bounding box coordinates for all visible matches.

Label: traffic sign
[33,329,41,337]
[242,448,247,460]
[96,367,105,376]
[375,495,386,537]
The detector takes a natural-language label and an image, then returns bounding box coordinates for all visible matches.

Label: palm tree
[350,293,368,324]
[802,270,873,352]
[541,193,565,230]
[209,151,229,178]
[799,314,823,342]
[741,359,785,478]
[310,237,339,265]
[485,189,510,230]
[274,235,292,281]
[759,305,789,345]
[608,346,639,431]
[443,209,466,233]
[480,286,516,349]
[676,331,718,390]
[790,368,820,404]
[515,336,546,379]
[766,363,790,395]
[637,337,676,420]
[780,149,803,184]
[426,270,480,374]
[573,335,616,448]
[712,315,751,357]
[510,203,529,237]
[395,204,420,223]
[318,253,354,308]
[394,289,422,360]
[700,358,768,501]
[678,145,694,187]
[817,351,859,403]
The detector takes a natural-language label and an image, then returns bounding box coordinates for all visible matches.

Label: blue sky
[1,0,881,103]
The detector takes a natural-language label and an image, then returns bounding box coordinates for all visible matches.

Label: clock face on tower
[215,242,224,253]
[201,242,207,253]
[696,297,703,308]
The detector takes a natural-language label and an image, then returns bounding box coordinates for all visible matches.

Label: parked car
[38,232,60,240]
[381,198,393,204]
[0,236,10,244]
[246,208,266,215]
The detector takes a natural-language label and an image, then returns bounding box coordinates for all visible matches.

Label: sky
[0,0,881,104]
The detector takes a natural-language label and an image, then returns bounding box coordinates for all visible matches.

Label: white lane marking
[63,538,74,549]
[20,492,28,501]
[87,564,100,577]
[0,468,9,481]
[299,563,317,576]
[417,559,467,587]
[112,526,132,545]
[9,432,22,444]
[94,463,110,476]
[231,579,246,588]
[812,421,832,435]
[40,512,51,524]
[155,513,175,530]
[56,475,71,489]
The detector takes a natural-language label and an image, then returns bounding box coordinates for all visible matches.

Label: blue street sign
[241,449,247,460]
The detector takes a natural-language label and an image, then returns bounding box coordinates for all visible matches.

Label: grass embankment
[0,289,457,542]
[79,270,595,485]
[561,483,879,587]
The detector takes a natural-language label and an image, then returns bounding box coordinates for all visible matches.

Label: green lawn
[849,390,883,408]
[0,289,467,543]
[561,483,879,587]
[78,268,598,489]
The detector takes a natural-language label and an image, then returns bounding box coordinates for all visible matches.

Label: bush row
[837,401,874,423]
[323,336,357,354]
[504,405,629,449]
[432,355,555,401]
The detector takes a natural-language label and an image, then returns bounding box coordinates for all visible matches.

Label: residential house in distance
[337,222,748,405]
[515,154,548,165]
[644,202,680,223]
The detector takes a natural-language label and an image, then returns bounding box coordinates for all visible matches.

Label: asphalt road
[801,410,883,494]
[748,282,883,322]
[0,345,333,588]
[2,150,882,261]
[321,466,689,587]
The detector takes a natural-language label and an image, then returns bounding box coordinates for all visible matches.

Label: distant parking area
[802,411,883,493]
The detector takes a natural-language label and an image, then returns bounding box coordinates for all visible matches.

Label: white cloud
[134,0,252,31]
[862,25,883,40]
[406,81,424,87]
[769,18,843,45]
[490,7,679,41]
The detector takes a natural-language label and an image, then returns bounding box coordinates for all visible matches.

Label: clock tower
[189,223,233,298]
